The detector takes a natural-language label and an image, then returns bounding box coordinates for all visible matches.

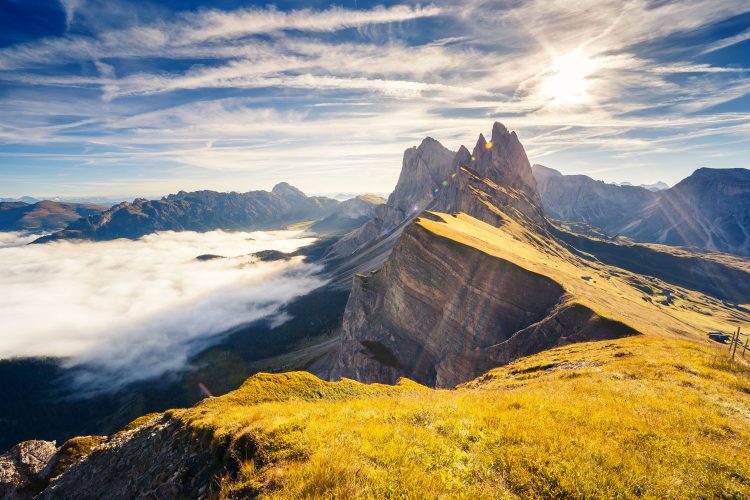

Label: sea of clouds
[0,230,325,394]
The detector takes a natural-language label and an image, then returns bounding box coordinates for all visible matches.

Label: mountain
[533,165,750,256]
[35,183,382,242]
[532,164,658,235]
[0,197,40,204]
[0,200,109,232]
[329,123,750,386]
[325,137,456,259]
[4,124,750,497]
[627,168,750,254]
[615,180,670,191]
[309,194,386,234]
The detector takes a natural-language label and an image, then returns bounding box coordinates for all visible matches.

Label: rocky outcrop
[34,184,381,242]
[40,416,219,499]
[0,201,109,232]
[329,122,640,387]
[0,440,57,499]
[327,123,544,262]
[330,217,635,387]
[325,137,456,259]
[533,165,750,256]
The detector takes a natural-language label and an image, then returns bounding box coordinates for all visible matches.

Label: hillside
[18,336,750,498]
[0,200,109,232]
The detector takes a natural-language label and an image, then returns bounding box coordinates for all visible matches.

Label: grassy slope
[172,338,750,498]
[418,211,750,341]
[160,210,750,498]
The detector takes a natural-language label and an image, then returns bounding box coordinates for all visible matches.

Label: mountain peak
[474,133,487,154]
[491,121,510,142]
[417,136,442,150]
[272,182,306,198]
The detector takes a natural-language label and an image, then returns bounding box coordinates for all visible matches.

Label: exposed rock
[330,218,635,387]
[533,165,750,256]
[309,194,386,234]
[40,415,219,499]
[532,164,658,233]
[326,122,544,266]
[0,440,57,499]
[325,137,456,259]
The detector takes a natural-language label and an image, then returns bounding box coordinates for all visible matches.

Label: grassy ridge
[173,336,750,498]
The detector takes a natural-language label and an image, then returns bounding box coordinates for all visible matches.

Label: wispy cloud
[0,0,748,194]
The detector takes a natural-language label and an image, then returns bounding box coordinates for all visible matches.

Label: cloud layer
[0,230,324,393]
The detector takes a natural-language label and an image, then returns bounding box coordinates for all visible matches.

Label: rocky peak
[271,182,307,199]
[467,122,539,201]
[387,137,456,212]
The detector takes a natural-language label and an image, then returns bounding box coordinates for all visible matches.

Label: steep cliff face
[330,213,637,387]
[532,164,658,233]
[326,137,455,259]
[627,168,750,255]
[326,122,543,262]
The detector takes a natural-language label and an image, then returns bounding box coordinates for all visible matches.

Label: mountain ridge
[533,164,750,256]
[34,183,382,243]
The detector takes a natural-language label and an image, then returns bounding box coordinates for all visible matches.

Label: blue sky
[0,0,749,198]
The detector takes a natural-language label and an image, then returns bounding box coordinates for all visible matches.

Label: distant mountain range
[0,200,109,232]
[533,165,750,256]
[35,183,384,243]
[614,180,670,191]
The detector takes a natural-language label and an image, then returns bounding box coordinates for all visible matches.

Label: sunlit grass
[170,336,750,498]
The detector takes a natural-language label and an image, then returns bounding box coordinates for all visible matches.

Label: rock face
[325,137,456,259]
[0,201,108,232]
[533,165,750,256]
[40,416,218,499]
[0,440,57,499]
[327,122,544,261]
[34,184,381,242]
[627,168,750,255]
[310,194,386,234]
[330,123,635,387]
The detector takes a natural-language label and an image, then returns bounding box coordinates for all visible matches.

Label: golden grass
[171,336,750,498]
[49,435,108,479]
[152,209,750,497]
[418,212,750,343]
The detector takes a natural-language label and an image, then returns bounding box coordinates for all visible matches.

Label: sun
[540,49,597,105]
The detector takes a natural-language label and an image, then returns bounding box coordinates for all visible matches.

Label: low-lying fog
[0,230,325,394]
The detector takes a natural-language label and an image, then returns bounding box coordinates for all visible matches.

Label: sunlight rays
[540,48,598,106]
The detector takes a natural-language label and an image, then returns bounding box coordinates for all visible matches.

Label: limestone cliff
[326,137,455,259]
[329,122,636,386]
[329,212,638,387]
